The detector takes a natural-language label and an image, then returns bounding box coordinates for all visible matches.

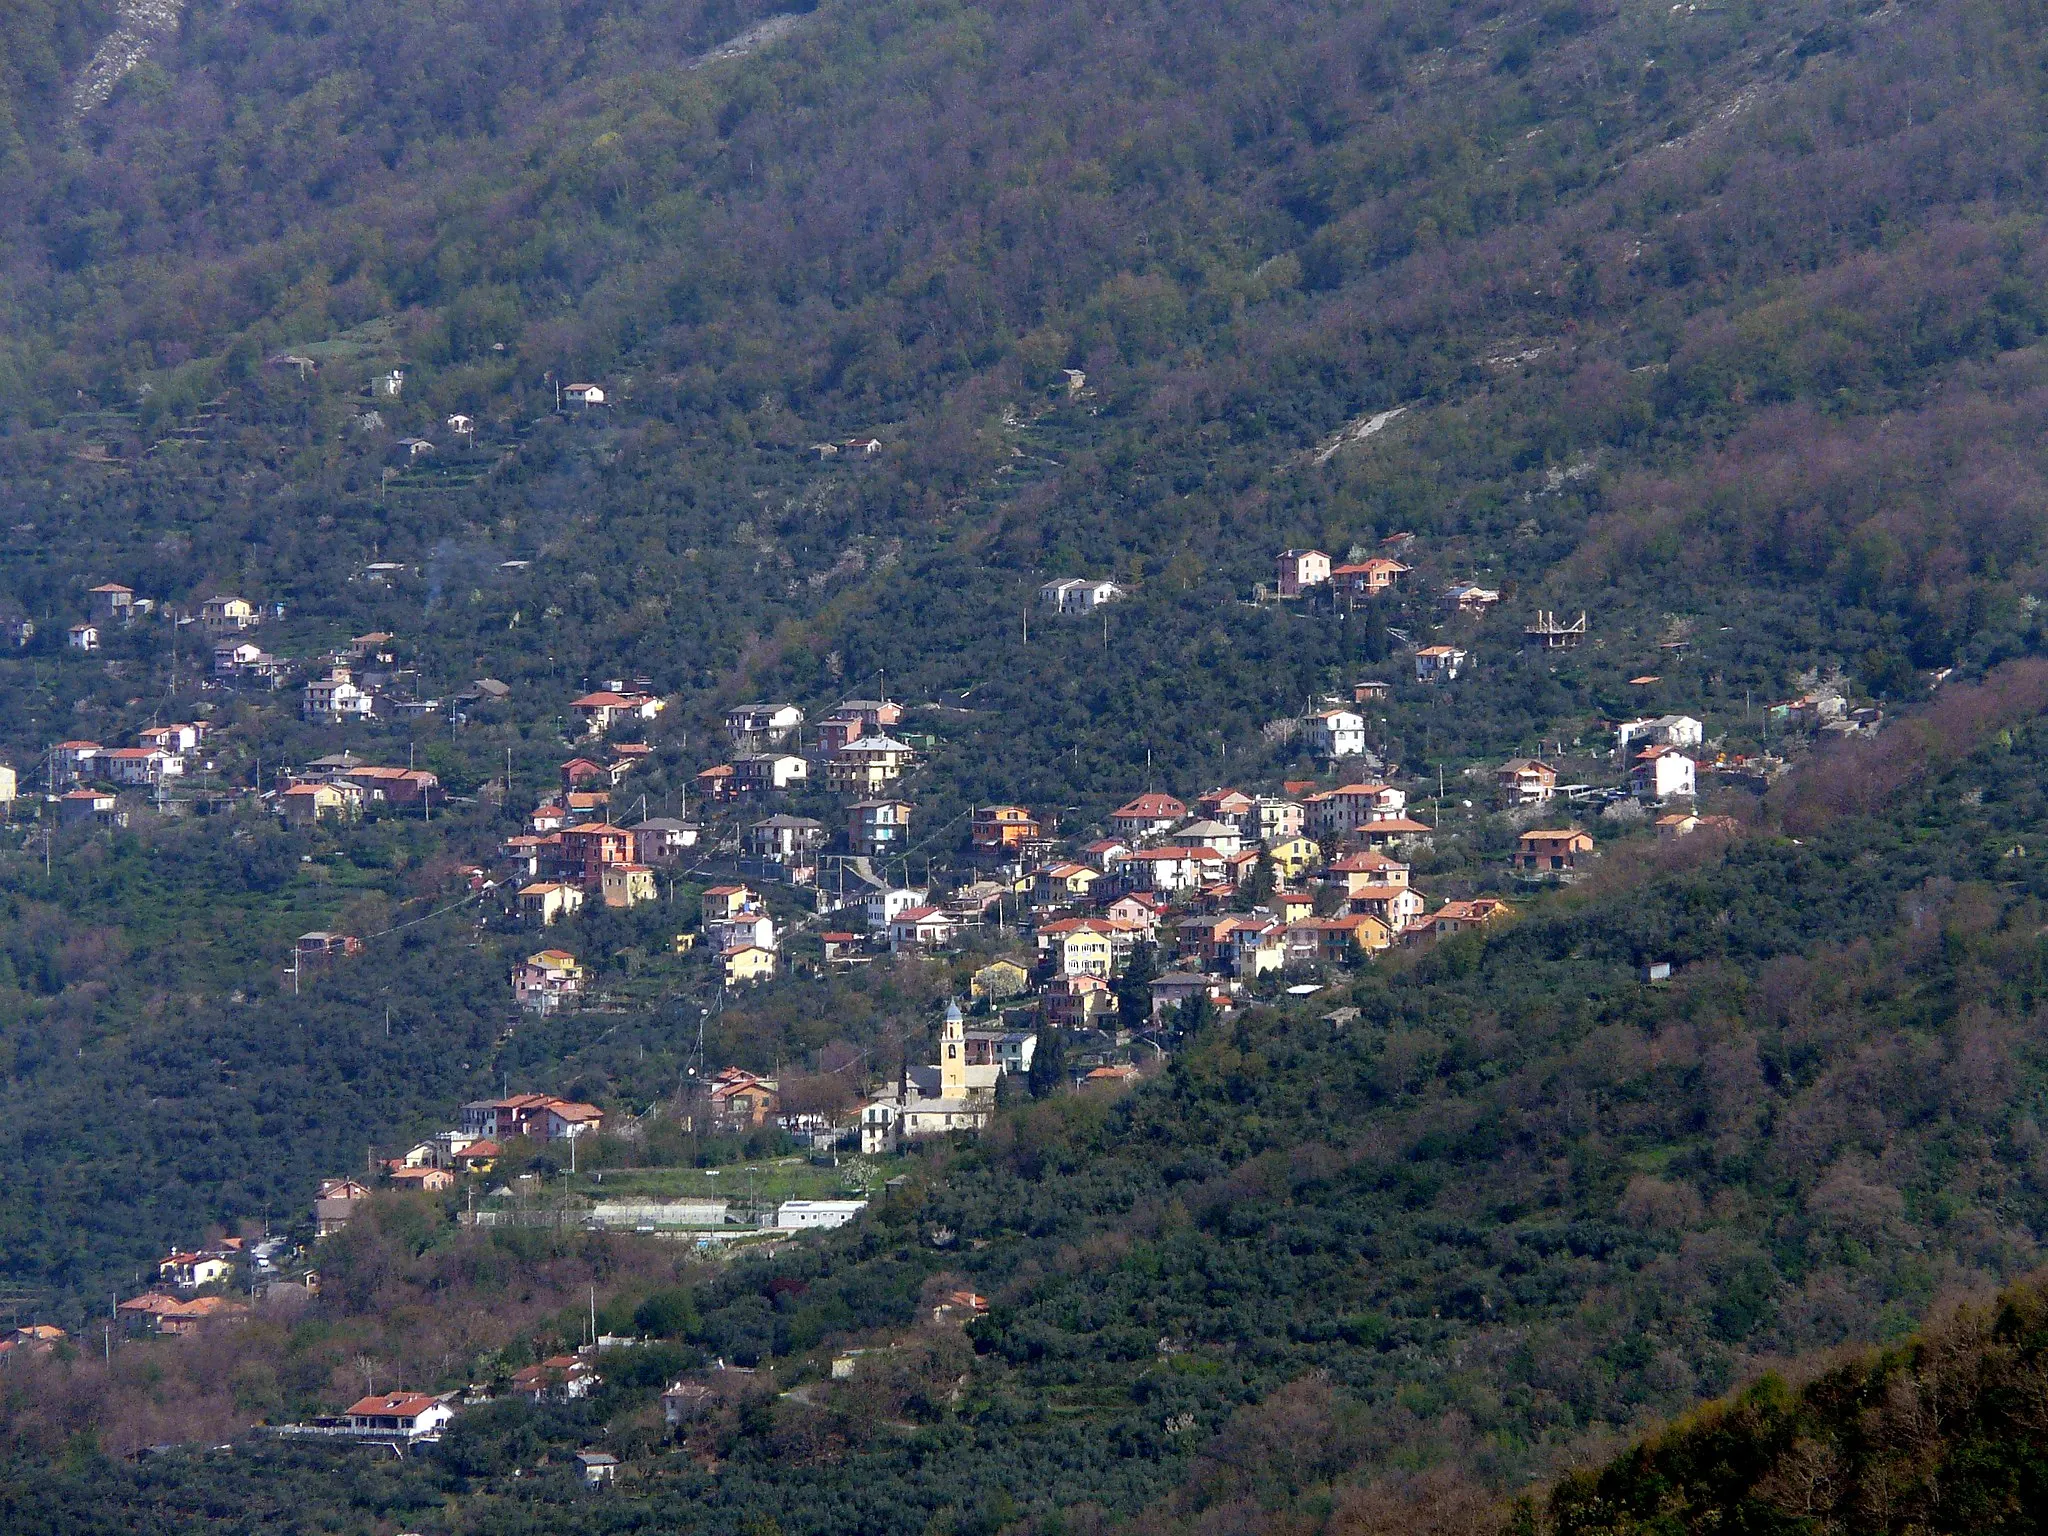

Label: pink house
[1276,549,1331,598]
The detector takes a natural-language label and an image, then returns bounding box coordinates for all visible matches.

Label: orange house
[971,805,1041,852]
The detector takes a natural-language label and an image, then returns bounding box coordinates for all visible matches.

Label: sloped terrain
[0,0,2046,1529]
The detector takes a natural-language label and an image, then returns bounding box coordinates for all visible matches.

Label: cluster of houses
[62,586,265,655]
[506,759,704,934]
[380,1093,604,1190]
[294,633,442,721]
[1269,543,1598,678]
[789,780,1492,1040]
[112,1234,303,1338]
[41,720,212,825]
[0,1324,71,1360]
[690,697,918,863]
[268,1381,622,1481]
[275,750,442,823]
[490,692,680,924]
[296,1094,603,1224]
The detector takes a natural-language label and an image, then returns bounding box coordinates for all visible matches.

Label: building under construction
[1524,610,1588,649]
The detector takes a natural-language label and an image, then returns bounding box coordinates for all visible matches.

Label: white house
[726,703,805,749]
[562,383,606,406]
[866,887,931,933]
[67,623,99,652]
[303,672,373,721]
[1123,847,1225,893]
[341,1392,454,1441]
[1414,644,1466,683]
[214,641,262,675]
[734,752,809,792]
[1170,818,1244,857]
[1229,920,1288,977]
[1302,782,1406,837]
[1310,708,1368,758]
[887,905,957,952]
[773,1200,868,1230]
[1630,746,1697,801]
[1617,715,1705,752]
[1038,578,1125,613]
[707,912,778,954]
[102,747,183,786]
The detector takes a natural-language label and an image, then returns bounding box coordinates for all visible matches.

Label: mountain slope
[5,0,2048,1527]
[1539,1271,2048,1535]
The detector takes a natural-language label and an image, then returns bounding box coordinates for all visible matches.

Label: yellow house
[1053,928,1114,978]
[723,944,777,985]
[1035,862,1101,901]
[600,863,658,909]
[200,595,258,633]
[519,881,585,924]
[701,884,756,924]
[282,782,351,826]
[1267,836,1322,881]
[1318,912,1392,960]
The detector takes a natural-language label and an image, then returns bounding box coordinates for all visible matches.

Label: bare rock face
[72,0,187,115]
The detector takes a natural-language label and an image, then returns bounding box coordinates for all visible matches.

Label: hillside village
[0,538,1884,1319]
[1,0,2039,1518]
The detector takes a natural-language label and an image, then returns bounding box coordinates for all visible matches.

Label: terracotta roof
[1330,850,1405,871]
[346,1392,443,1418]
[1111,793,1186,817]
[1038,917,1113,936]
[117,1293,183,1314]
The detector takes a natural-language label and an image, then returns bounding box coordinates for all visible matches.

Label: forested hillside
[3,677,2047,1529]
[4,0,2048,1528]
[1536,1271,2048,1534]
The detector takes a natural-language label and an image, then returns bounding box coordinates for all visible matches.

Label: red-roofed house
[1347,884,1426,929]
[1356,816,1435,851]
[1427,898,1515,936]
[1304,782,1406,837]
[1325,849,1410,896]
[1108,793,1186,841]
[344,1392,455,1439]
[560,822,634,885]
[570,689,663,736]
[887,905,957,952]
[1123,846,1224,893]
[1331,557,1409,597]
